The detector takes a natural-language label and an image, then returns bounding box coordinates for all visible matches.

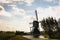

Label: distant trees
[41,17,60,38]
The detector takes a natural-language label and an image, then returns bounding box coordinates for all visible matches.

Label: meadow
[0,32,31,40]
[0,32,60,40]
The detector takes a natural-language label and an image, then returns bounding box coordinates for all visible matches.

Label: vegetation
[0,33,15,37]
[41,17,60,38]
[10,35,31,40]
[0,32,31,40]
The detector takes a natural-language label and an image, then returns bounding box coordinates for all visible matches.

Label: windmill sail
[35,10,38,21]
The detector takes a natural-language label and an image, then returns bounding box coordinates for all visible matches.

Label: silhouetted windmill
[30,10,40,38]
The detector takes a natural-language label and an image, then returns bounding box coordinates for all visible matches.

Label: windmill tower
[30,10,40,38]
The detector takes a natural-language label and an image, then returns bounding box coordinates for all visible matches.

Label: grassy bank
[0,33,31,40]
[0,33,15,37]
[0,33,60,40]
[10,35,31,40]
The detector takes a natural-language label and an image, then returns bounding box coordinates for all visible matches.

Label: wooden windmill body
[30,10,40,38]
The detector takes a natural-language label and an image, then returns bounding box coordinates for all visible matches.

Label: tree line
[41,17,60,39]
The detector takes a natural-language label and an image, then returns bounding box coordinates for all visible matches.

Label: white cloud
[36,6,60,21]
[19,15,33,32]
[7,15,36,32]
[0,6,12,17]
[0,0,12,3]
[0,20,17,31]
[0,6,31,32]
[43,0,53,2]
[8,5,16,7]
[0,0,34,6]
[11,7,26,16]
[24,0,34,6]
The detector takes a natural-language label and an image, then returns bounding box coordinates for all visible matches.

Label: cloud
[11,7,26,16]
[0,20,17,31]
[20,15,35,32]
[36,6,60,21]
[0,5,32,32]
[0,15,33,32]
[43,0,53,2]
[24,0,34,6]
[8,4,16,7]
[0,0,34,6]
[0,6,12,17]
[57,0,60,5]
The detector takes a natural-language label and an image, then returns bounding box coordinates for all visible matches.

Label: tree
[41,17,58,38]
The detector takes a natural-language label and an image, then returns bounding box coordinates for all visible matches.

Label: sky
[0,0,60,32]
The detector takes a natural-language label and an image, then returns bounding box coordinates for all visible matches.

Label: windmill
[30,10,40,38]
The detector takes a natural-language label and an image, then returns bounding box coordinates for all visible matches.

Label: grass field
[10,35,31,40]
[0,33,31,40]
[0,33,60,40]
[0,33,15,37]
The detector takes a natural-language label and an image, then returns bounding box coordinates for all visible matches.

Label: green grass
[0,33,15,37]
[0,33,59,40]
[0,33,31,40]
[10,35,31,40]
